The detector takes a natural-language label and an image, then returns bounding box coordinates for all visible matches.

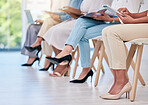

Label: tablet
[103,5,124,16]
[103,5,124,24]
[24,10,35,24]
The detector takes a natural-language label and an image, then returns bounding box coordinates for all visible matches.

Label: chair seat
[129,38,148,45]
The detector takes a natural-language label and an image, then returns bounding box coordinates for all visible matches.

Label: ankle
[64,45,73,54]
[116,79,128,86]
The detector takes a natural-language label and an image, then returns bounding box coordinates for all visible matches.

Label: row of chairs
[71,37,148,102]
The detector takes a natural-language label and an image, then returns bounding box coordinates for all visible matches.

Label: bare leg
[27,57,36,64]
[52,46,62,56]
[44,57,51,68]
[108,70,116,93]
[32,37,43,48]
[109,69,128,95]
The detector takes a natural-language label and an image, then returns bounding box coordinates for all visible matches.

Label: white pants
[102,24,148,69]
[37,17,60,56]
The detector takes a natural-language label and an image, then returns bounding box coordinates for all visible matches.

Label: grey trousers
[21,24,42,58]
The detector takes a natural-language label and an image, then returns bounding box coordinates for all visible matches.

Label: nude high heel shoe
[100,82,132,100]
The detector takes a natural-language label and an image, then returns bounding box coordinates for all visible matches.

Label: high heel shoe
[46,55,72,67]
[100,82,132,100]
[39,63,55,71]
[70,69,93,83]
[49,65,70,77]
[21,57,39,66]
[25,45,41,56]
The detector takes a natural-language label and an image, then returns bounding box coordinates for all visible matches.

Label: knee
[79,37,89,43]
[107,26,121,40]
[76,18,87,26]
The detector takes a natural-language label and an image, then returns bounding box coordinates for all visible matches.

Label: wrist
[109,18,114,22]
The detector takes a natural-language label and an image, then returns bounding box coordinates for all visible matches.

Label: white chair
[126,38,148,102]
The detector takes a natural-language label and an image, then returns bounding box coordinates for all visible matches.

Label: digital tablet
[103,5,124,24]
[24,10,35,24]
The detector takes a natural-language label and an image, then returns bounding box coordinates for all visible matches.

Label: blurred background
[0,0,50,51]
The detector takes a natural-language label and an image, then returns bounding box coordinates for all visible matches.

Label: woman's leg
[102,26,117,93]
[56,18,105,58]
[32,17,60,47]
[41,41,53,68]
[76,24,117,79]
[102,24,148,95]
[21,24,41,64]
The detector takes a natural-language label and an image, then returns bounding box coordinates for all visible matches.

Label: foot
[108,82,116,93]
[49,65,70,77]
[109,80,128,95]
[77,68,90,80]
[31,37,43,48]
[27,57,36,64]
[56,45,73,58]
[31,41,41,48]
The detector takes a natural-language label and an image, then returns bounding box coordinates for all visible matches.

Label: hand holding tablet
[103,5,124,24]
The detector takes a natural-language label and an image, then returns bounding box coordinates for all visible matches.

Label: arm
[118,14,148,24]
[61,6,83,16]
[118,8,147,18]
[93,12,120,23]
[130,10,148,18]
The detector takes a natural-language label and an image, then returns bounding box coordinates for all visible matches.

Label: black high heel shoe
[70,69,93,83]
[46,55,72,67]
[25,45,41,56]
[39,63,55,71]
[21,57,40,66]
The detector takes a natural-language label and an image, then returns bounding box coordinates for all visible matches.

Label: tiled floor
[0,51,148,105]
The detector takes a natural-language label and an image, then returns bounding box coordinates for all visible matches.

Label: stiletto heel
[21,57,39,66]
[90,75,93,83]
[67,61,70,67]
[100,82,132,100]
[39,63,54,71]
[127,91,130,99]
[46,55,72,66]
[70,69,93,83]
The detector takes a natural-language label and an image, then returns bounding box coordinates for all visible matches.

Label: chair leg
[94,42,105,87]
[96,54,105,74]
[90,41,102,70]
[101,65,105,74]
[125,44,145,86]
[72,48,80,78]
[131,45,143,102]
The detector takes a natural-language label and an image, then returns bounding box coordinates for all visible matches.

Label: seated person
[100,8,148,100]
[45,0,124,77]
[25,0,83,72]
[21,0,82,71]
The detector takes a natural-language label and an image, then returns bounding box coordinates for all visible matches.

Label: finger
[117,13,123,20]
[123,13,129,17]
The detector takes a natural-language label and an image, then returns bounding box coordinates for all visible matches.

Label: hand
[118,8,131,15]
[63,6,69,9]
[44,11,54,14]
[35,20,43,23]
[92,12,112,22]
[117,13,135,24]
[50,14,61,21]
